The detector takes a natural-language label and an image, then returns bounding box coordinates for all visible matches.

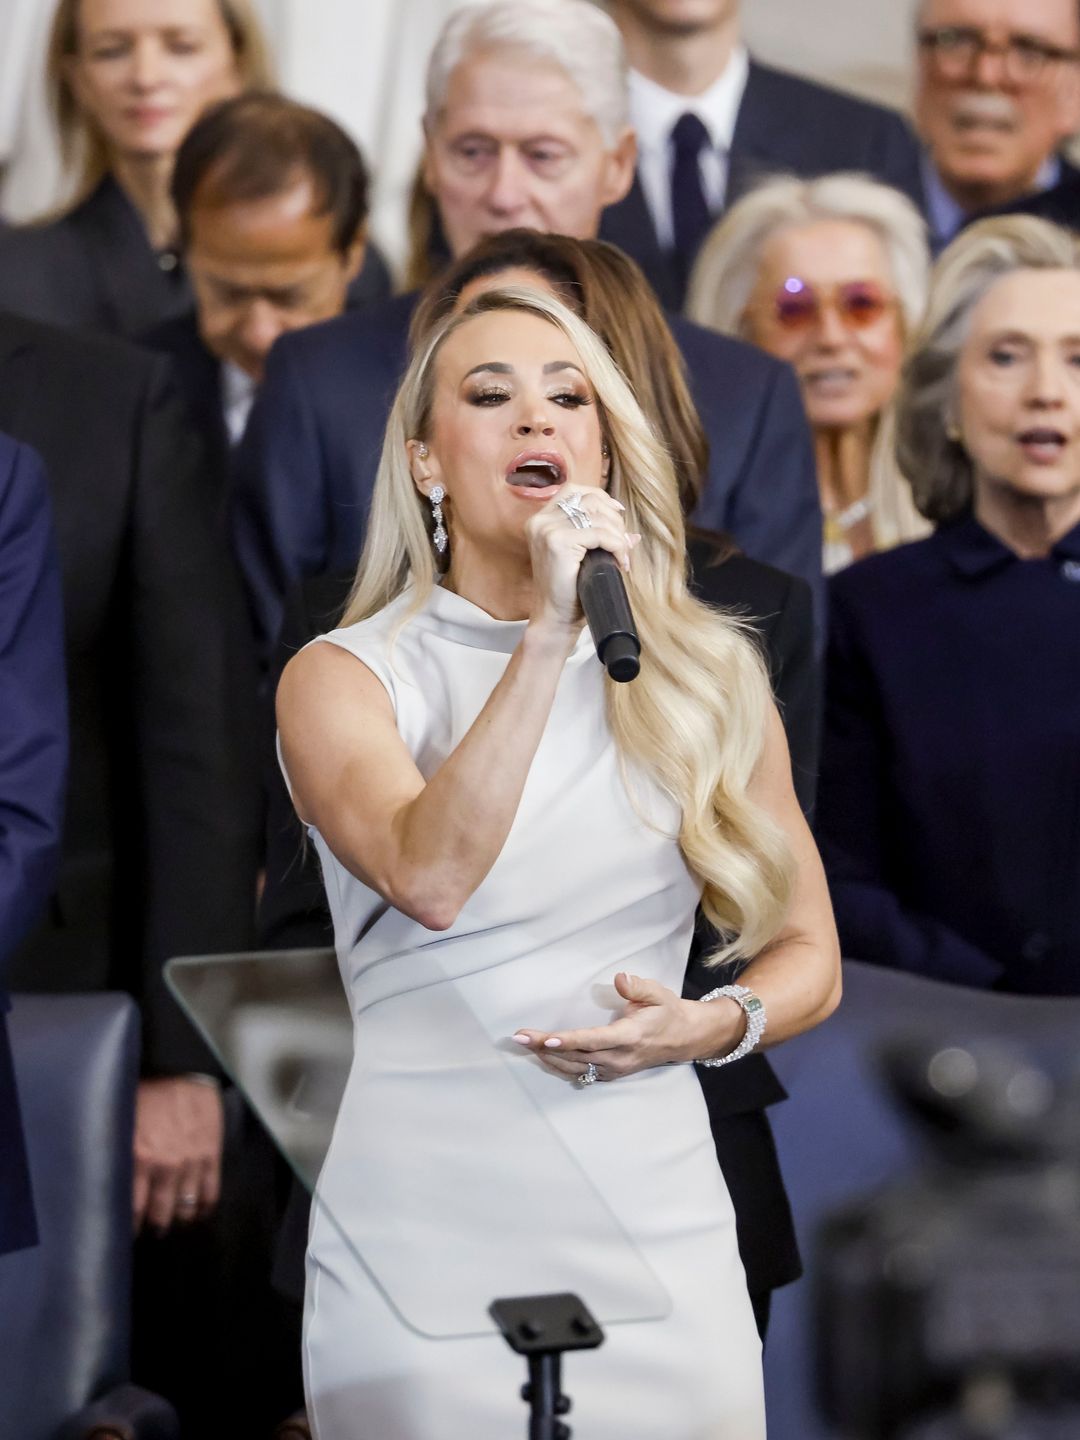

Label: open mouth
[950,95,1017,136]
[505,450,566,497]
[1017,427,1066,461]
[803,367,858,391]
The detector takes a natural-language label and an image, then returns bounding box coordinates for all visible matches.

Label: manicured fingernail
[511,1033,531,1045]
[630,533,642,546]
[544,1037,562,1048]
[612,499,626,511]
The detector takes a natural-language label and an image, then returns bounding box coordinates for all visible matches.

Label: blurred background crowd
[1,1,1079,1437]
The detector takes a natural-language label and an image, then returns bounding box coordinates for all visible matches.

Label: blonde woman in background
[277,284,840,1438]
[0,0,273,338]
[688,173,931,572]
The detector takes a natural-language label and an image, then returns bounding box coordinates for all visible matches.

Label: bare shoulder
[276,638,395,731]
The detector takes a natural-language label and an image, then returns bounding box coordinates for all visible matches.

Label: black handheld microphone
[577,548,641,683]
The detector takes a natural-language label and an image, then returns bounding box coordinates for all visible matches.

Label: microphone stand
[489,1292,604,1440]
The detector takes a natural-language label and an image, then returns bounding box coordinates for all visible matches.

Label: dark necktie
[669,112,714,284]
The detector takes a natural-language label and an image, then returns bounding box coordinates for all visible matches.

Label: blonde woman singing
[277,286,841,1440]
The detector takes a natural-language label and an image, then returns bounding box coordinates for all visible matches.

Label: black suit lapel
[0,319,40,438]
[74,178,190,337]
[599,174,682,311]
[727,63,787,207]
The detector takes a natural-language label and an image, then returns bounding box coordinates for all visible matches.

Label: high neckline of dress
[420,583,592,659]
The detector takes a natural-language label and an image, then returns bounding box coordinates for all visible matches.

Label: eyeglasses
[757,279,896,334]
[918,25,1080,84]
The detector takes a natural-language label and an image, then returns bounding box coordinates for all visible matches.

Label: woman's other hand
[512,971,745,1082]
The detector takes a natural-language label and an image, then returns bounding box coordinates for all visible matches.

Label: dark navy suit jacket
[817,515,1080,995]
[0,434,67,1254]
[231,292,822,662]
[0,311,260,1076]
[601,60,926,310]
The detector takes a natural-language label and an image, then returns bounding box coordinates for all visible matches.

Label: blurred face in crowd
[956,267,1080,530]
[915,0,1080,211]
[412,308,606,565]
[744,219,905,433]
[422,48,636,258]
[186,176,365,382]
[67,0,243,162]
[607,0,739,38]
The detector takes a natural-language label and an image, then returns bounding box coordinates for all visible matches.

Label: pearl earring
[430,485,447,555]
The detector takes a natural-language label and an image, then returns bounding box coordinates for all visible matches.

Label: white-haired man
[915,0,1080,247]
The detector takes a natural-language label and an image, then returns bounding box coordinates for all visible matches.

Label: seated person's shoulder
[0,307,167,396]
[688,531,810,615]
[666,311,790,382]
[749,58,913,132]
[269,291,418,373]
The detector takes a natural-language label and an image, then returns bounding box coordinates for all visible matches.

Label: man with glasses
[915,0,1080,248]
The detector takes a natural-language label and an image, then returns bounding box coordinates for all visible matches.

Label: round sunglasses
[759,278,896,333]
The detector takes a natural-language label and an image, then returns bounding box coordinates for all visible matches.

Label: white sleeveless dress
[299,585,766,1440]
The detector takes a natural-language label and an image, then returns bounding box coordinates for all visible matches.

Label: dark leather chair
[0,993,179,1440]
[762,961,1080,1440]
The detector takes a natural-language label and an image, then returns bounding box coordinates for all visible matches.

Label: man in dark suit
[143,93,374,485]
[601,0,926,307]
[231,0,823,666]
[0,434,67,1258]
[0,310,265,1427]
[914,0,1080,250]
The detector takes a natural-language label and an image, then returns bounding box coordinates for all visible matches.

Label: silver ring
[577,1062,600,1087]
[556,492,592,530]
[178,1193,198,1206]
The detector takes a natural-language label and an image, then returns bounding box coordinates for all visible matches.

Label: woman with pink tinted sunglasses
[689,173,932,571]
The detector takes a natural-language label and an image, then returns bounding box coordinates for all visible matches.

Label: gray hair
[687,172,933,550]
[897,214,1080,524]
[686,171,930,341]
[425,0,628,148]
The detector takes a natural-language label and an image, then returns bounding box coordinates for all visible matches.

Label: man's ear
[343,224,368,284]
[598,127,638,209]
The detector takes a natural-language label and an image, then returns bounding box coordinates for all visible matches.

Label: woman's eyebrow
[543,361,584,375]
[463,362,514,378]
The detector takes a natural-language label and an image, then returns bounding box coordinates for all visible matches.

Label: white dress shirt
[627,48,751,253]
[223,360,257,447]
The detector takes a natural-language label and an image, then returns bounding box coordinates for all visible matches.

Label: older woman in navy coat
[818,216,1080,995]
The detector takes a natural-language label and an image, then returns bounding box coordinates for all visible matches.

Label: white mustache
[949,90,1020,132]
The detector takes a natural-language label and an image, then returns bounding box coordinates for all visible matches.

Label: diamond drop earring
[429,485,448,555]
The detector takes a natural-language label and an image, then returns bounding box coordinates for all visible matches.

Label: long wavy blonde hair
[343,287,795,965]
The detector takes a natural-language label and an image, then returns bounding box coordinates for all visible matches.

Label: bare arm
[519,704,842,1077]
[277,486,633,931]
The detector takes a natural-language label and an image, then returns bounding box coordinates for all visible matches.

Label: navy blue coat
[817,515,1080,994]
[231,292,822,662]
[600,60,926,311]
[0,434,67,1254]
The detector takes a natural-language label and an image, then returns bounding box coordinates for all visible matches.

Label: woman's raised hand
[525,485,639,634]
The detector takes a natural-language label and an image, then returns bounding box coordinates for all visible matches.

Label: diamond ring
[577,1062,600,1087]
[557,492,592,530]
